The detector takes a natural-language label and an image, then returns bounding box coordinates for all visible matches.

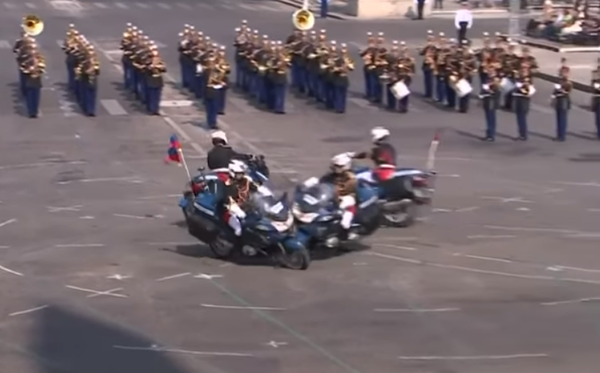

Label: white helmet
[331,153,352,173]
[228,160,247,177]
[211,130,228,144]
[371,126,390,143]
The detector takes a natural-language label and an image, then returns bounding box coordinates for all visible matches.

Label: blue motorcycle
[179,171,310,270]
[353,166,435,227]
[291,179,382,250]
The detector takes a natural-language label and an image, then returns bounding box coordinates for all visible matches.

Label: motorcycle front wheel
[209,234,235,258]
[382,199,417,227]
[277,248,311,270]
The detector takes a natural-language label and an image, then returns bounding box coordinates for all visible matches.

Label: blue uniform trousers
[595,106,600,138]
[325,81,335,109]
[204,95,219,129]
[19,71,26,97]
[146,86,162,115]
[194,74,205,99]
[217,87,227,114]
[272,83,286,114]
[422,68,433,98]
[24,86,41,117]
[81,81,97,116]
[398,95,409,112]
[235,61,243,89]
[445,78,456,108]
[555,108,568,140]
[372,76,383,103]
[333,85,347,113]
[515,108,528,139]
[386,85,397,110]
[363,69,373,99]
[66,60,76,92]
[435,76,446,103]
[484,108,497,139]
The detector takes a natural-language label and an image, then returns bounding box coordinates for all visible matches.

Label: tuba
[292,8,315,31]
[22,14,44,36]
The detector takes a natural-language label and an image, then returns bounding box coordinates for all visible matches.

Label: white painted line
[266,341,287,348]
[54,243,105,248]
[564,233,600,238]
[162,116,206,156]
[398,354,549,360]
[113,345,254,357]
[238,3,254,10]
[481,196,532,203]
[454,253,513,263]
[194,273,223,280]
[113,213,147,220]
[9,305,49,317]
[432,208,452,213]
[438,173,460,178]
[57,176,141,185]
[0,264,23,276]
[100,99,127,115]
[374,243,418,251]
[454,206,479,212]
[0,40,11,49]
[138,194,180,200]
[65,285,127,298]
[368,252,422,264]
[176,2,191,8]
[94,2,107,7]
[47,205,82,212]
[79,216,95,219]
[554,181,600,188]
[374,308,459,313]
[550,265,600,274]
[0,160,85,170]
[467,235,516,239]
[147,241,197,246]
[160,100,194,107]
[3,3,16,9]
[201,304,286,311]
[484,225,581,234]
[25,3,36,8]
[114,2,128,8]
[155,272,190,282]
[135,2,148,7]
[107,274,131,280]
[157,2,170,8]
[541,297,600,306]
[0,246,9,249]
[0,219,16,229]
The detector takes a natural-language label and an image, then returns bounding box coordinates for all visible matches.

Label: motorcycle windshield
[248,193,289,222]
[296,183,336,213]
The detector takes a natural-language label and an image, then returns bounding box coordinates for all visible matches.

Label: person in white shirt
[454,1,473,43]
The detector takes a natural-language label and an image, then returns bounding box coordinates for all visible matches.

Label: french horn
[22,14,44,36]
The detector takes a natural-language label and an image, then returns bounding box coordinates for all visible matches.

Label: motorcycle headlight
[292,203,318,223]
[271,213,294,232]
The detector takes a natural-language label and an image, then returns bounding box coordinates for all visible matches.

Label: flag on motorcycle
[165,134,182,164]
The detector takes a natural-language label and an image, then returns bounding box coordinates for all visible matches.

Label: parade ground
[2,2,600,373]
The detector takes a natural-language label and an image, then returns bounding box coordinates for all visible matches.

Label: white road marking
[368,252,421,264]
[157,2,170,8]
[0,264,23,276]
[481,196,533,203]
[93,2,107,7]
[516,207,530,211]
[25,2,36,8]
[147,241,197,246]
[564,233,600,238]
[100,99,127,115]
[374,308,459,313]
[554,181,600,188]
[114,2,128,8]
[66,285,127,298]
[135,2,148,7]
[541,297,600,306]
[201,304,286,311]
[438,173,460,178]
[58,176,141,185]
[547,265,600,274]
[9,305,49,317]
[107,274,131,280]
[79,216,95,219]
[160,100,194,107]
[266,341,287,348]
[374,243,418,251]
[453,253,513,263]
[454,206,479,212]
[3,3,16,8]
[138,194,180,200]
[432,208,452,213]
[0,219,16,229]
[155,272,190,282]
[0,40,12,49]
[54,243,104,248]
[0,246,9,249]
[484,225,581,234]
[47,205,82,212]
[398,354,549,360]
[467,235,516,239]
[176,2,190,8]
[0,161,85,170]
[113,213,147,220]
[113,345,253,357]
[194,273,223,280]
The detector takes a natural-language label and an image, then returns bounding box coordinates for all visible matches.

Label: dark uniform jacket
[207,145,246,170]
[320,171,357,198]
[355,143,397,166]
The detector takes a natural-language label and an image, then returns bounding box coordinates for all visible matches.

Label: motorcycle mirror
[197,167,205,172]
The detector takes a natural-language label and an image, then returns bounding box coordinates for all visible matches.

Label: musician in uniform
[177,25,192,89]
[478,75,501,141]
[214,45,231,115]
[360,32,377,100]
[501,41,519,110]
[434,33,449,104]
[14,33,33,97]
[234,27,249,91]
[476,32,493,85]
[444,39,459,109]
[512,75,533,141]
[79,45,100,116]
[591,63,600,139]
[192,33,209,99]
[384,41,400,111]
[396,42,415,113]
[285,28,302,91]
[331,43,353,113]
[305,31,321,99]
[323,41,337,110]
[419,30,437,99]
[457,39,476,113]
[251,34,270,105]
[292,32,309,94]
[551,58,572,142]
[204,54,227,128]
[372,32,388,104]
[145,45,166,115]
[268,42,290,114]
[315,30,330,104]
[62,24,79,93]
[120,24,136,91]
[21,47,45,118]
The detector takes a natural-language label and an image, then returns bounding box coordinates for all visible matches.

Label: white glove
[303,177,319,188]
[345,152,356,158]
[230,203,246,219]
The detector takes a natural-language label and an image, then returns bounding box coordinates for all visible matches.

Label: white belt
[377,164,396,169]
[211,168,229,173]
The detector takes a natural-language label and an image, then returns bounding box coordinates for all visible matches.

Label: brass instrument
[22,14,44,36]
[292,8,315,31]
[149,56,166,77]
[21,55,45,77]
[207,60,226,88]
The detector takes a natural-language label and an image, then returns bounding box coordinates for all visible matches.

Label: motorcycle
[189,154,271,196]
[291,178,382,250]
[353,166,435,227]
[179,172,310,270]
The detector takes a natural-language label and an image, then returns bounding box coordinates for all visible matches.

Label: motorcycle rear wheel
[209,235,235,258]
[383,199,417,227]
[278,248,311,270]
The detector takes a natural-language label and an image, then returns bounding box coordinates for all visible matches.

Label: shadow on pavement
[28,304,191,373]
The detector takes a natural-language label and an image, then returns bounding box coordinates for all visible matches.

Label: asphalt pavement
[2,2,600,373]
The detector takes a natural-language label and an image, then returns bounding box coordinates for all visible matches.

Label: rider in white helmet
[207,130,249,181]
[223,160,259,240]
[319,153,358,238]
[353,126,397,181]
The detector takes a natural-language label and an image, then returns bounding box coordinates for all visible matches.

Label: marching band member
[234,27,247,89]
[372,32,387,104]
[360,32,376,100]
[303,30,318,98]
[291,31,309,94]
[384,41,399,111]
[145,44,166,115]
[178,25,192,89]
[419,30,437,98]
[552,58,572,142]
[215,45,231,115]
[315,30,330,104]
[20,46,45,118]
[78,45,100,116]
[444,39,458,109]
[269,41,290,114]
[501,41,519,110]
[14,33,34,97]
[476,32,493,85]
[323,40,337,110]
[204,54,227,129]
[192,33,208,100]
[285,28,303,91]
[457,39,476,113]
[591,64,600,139]
[433,33,448,104]
[120,24,136,91]
[397,42,415,113]
[62,24,78,92]
[479,74,501,141]
[512,69,533,141]
[331,43,353,113]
